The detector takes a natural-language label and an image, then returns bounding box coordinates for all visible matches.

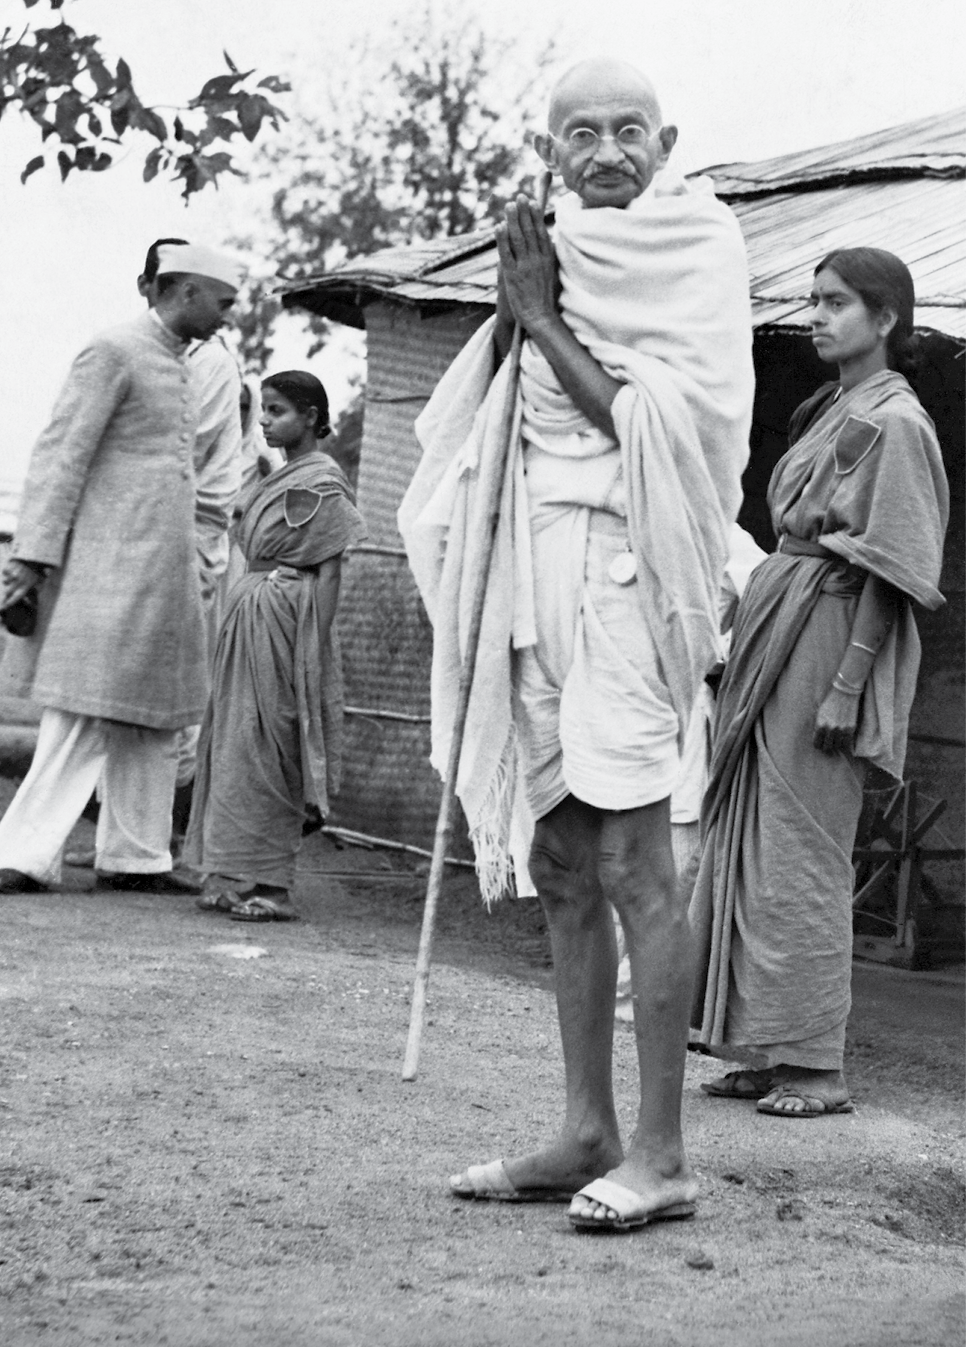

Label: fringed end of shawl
[470,826,516,910]
[467,730,517,909]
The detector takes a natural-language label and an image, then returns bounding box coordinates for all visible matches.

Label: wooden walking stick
[402,172,552,1082]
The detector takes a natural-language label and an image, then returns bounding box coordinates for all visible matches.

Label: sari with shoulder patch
[690,370,948,1068]
[185,451,366,888]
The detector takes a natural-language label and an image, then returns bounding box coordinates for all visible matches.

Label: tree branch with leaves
[1,0,289,198]
[228,5,558,369]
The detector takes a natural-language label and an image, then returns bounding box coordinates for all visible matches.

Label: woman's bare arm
[314,556,342,640]
[813,572,903,754]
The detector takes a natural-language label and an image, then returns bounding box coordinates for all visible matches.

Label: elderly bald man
[401,58,755,1232]
[0,244,242,895]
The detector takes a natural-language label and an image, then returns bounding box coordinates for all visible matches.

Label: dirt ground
[0,796,963,1347]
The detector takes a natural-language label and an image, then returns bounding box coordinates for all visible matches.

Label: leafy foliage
[1,0,289,197]
[231,6,557,368]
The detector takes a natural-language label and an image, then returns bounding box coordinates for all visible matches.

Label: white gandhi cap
[156,243,244,291]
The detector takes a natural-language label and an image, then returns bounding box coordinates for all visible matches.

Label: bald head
[535,57,676,209]
[548,59,663,136]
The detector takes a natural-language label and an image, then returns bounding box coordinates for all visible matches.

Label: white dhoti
[0,709,180,885]
[514,509,679,820]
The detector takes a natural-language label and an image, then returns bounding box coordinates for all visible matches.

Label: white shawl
[399,169,755,902]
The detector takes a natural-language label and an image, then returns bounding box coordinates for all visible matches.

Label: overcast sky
[1,0,963,494]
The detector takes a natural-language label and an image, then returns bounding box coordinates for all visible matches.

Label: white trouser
[0,709,180,885]
[94,727,199,797]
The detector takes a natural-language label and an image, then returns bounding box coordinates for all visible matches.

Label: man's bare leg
[452,795,623,1194]
[569,798,697,1221]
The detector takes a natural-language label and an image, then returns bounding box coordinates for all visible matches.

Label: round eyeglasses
[550,125,651,155]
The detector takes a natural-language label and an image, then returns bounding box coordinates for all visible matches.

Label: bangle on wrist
[850,640,878,655]
[832,672,864,696]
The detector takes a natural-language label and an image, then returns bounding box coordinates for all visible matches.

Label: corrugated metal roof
[281,107,966,341]
[702,106,964,197]
[276,230,498,319]
[739,175,966,338]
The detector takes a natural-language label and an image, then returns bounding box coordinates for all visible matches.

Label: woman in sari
[690,248,948,1116]
[187,372,366,921]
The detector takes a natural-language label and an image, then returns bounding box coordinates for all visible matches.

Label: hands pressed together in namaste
[491,179,621,439]
[495,192,560,348]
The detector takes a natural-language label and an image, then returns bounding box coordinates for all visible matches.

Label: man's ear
[533,133,558,172]
[657,124,678,167]
[136,274,150,299]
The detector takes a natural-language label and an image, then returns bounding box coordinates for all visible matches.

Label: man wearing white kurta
[401,60,754,1231]
[0,244,242,894]
[171,334,245,805]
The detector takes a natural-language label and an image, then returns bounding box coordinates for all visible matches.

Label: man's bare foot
[757,1067,852,1117]
[567,1149,697,1225]
[452,1132,622,1200]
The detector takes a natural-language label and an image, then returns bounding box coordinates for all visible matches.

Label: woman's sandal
[196,890,246,914]
[756,1087,854,1118]
[700,1068,775,1100]
[230,896,298,923]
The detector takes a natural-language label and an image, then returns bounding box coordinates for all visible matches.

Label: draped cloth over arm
[185,452,366,888]
[690,370,949,1064]
[399,169,755,903]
